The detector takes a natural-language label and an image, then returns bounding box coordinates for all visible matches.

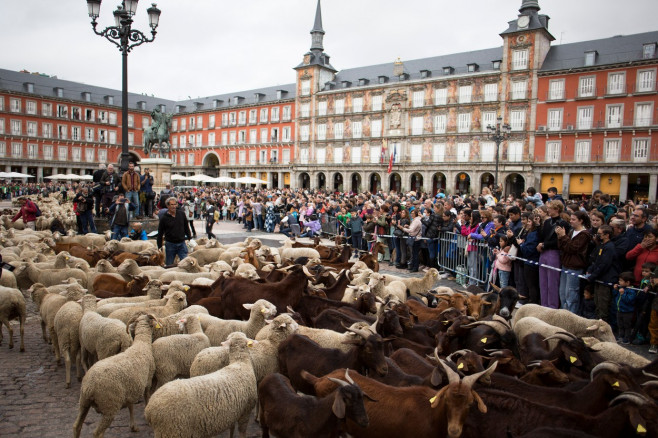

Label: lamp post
[486,116,511,192]
[86,0,161,172]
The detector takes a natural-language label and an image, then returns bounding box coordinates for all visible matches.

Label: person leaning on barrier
[157,197,192,266]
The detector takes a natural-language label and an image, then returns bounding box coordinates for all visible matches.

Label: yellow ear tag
[612,381,620,387]
[354,297,358,301]
[480,337,488,344]
[637,424,647,434]
[457,363,464,370]
[569,356,577,363]
[261,308,267,313]
[429,396,437,404]
[155,323,162,329]
[247,340,254,347]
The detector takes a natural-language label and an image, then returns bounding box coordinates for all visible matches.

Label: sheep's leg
[40,319,48,343]
[19,317,24,352]
[73,397,91,438]
[80,348,89,372]
[75,350,83,381]
[236,410,251,438]
[0,318,10,348]
[127,403,139,432]
[63,349,72,388]
[50,327,61,365]
[93,412,117,438]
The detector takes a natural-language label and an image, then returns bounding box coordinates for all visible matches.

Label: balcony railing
[538,115,658,132]
[545,83,657,101]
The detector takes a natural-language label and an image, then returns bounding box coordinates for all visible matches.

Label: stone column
[619,173,629,202]
[277,172,283,189]
[592,173,601,193]
[562,172,571,198]
[37,167,43,182]
[649,173,657,203]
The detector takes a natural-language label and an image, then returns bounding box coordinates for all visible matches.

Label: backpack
[34,203,42,217]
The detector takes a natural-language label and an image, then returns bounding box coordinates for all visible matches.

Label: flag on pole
[387,144,396,174]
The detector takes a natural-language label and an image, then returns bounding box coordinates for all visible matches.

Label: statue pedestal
[140,158,173,193]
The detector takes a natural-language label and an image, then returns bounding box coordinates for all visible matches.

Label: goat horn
[590,362,621,380]
[489,282,501,292]
[302,266,312,277]
[641,381,658,388]
[609,392,651,407]
[526,361,543,368]
[327,377,350,387]
[543,333,576,343]
[642,370,658,380]
[344,325,372,340]
[438,359,461,386]
[491,315,512,330]
[462,361,498,389]
[486,351,505,358]
[369,313,379,334]
[446,349,471,363]
[286,306,296,314]
[344,368,356,385]
[462,321,509,336]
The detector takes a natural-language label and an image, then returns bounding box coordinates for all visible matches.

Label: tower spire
[519,0,540,14]
[310,0,325,52]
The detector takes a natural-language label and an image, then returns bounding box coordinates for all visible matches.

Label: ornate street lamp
[486,116,511,192]
[86,0,161,172]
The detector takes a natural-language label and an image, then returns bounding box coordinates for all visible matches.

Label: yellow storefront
[600,174,621,196]
[569,174,593,197]
[540,174,563,194]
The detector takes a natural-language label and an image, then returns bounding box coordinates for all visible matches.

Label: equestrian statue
[143,107,173,158]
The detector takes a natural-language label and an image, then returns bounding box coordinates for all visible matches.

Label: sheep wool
[145,332,258,438]
[201,299,277,346]
[0,286,26,351]
[53,300,83,388]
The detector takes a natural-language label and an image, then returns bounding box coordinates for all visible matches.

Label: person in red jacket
[627,229,658,284]
[12,197,38,230]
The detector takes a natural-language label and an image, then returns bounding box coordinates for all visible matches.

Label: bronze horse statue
[144,109,172,158]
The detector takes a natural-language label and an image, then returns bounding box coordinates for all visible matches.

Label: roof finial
[310,0,325,51]
[519,0,540,14]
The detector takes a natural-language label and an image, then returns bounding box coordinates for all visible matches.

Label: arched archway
[481,172,494,193]
[333,173,343,191]
[299,172,310,189]
[505,173,525,199]
[455,172,471,195]
[202,152,220,177]
[431,172,446,196]
[317,172,326,189]
[389,173,401,193]
[410,173,423,194]
[369,173,381,193]
[351,173,361,193]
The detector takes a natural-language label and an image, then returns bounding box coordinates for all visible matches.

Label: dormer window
[137,101,146,110]
[420,70,431,79]
[105,95,114,105]
[443,66,454,75]
[24,82,34,93]
[254,93,264,103]
[358,78,370,86]
[378,75,388,84]
[194,102,204,110]
[398,74,409,81]
[232,96,243,106]
[643,43,656,59]
[82,92,91,102]
[492,60,502,70]
[467,63,479,73]
[213,99,222,108]
[175,105,185,113]
[584,51,597,67]
[159,104,166,112]
[55,87,64,98]
[341,81,351,88]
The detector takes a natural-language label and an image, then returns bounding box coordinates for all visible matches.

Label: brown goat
[92,274,150,299]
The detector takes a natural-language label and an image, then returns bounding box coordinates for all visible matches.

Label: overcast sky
[2,0,657,101]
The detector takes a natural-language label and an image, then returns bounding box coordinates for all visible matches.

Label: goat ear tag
[457,363,464,370]
[612,381,620,387]
[569,356,577,363]
[247,340,254,347]
[155,323,162,329]
[637,424,646,434]
[429,396,437,404]
[480,337,488,344]
[261,308,267,313]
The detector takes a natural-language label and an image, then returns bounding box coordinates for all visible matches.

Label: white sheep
[191,313,298,379]
[513,316,572,349]
[188,247,225,266]
[401,268,439,298]
[191,277,216,286]
[287,321,373,352]
[14,262,88,288]
[145,331,258,438]
[200,299,277,346]
[78,295,133,371]
[73,313,159,438]
[152,315,210,390]
[512,304,616,343]
[53,300,83,387]
[586,341,650,367]
[0,286,26,351]
[107,291,188,324]
[366,272,407,302]
[235,262,260,280]
[38,286,87,363]
[103,239,156,254]
[280,239,321,261]
[158,269,220,285]
[97,296,169,317]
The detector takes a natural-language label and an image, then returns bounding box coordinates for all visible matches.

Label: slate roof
[173,83,297,112]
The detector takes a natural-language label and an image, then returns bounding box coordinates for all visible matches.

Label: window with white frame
[372,94,383,111]
[300,103,310,118]
[229,151,236,164]
[238,111,246,125]
[579,76,595,98]
[353,97,363,113]
[249,150,256,164]
[58,146,67,161]
[228,112,236,125]
[85,148,94,162]
[172,119,178,131]
[606,105,622,128]
[511,80,527,100]
[635,103,653,126]
[432,143,445,162]
[222,113,228,126]
[335,99,345,115]
[633,139,648,162]
[72,147,81,162]
[196,133,202,146]
[41,144,52,160]
[575,140,591,162]
[434,88,448,105]
[318,101,327,116]
[412,90,425,108]
[0,119,4,134]
[260,150,267,164]
[317,123,327,140]
[604,139,620,162]
[410,144,422,163]
[221,132,228,145]
[239,150,246,164]
[510,110,525,131]
[282,105,291,120]
[480,141,495,162]
[0,142,5,157]
[577,107,593,129]
[637,70,655,92]
[0,97,4,111]
[547,109,563,131]
[238,131,245,144]
[98,110,107,123]
[370,146,381,164]
[271,107,279,122]
[260,128,267,143]
[98,149,107,162]
[300,125,310,141]
[371,119,382,137]
[42,102,52,116]
[334,122,344,139]
[249,130,257,144]
[351,146,361,164]
[108,131,117,144]
[411,116,423,135]
[71,126,80,141]
[58,125,67,139]
[333,147,343,164]
[229,131,236,145]
[434,114,447,134]
[197,116,203,129]
[209,114,215,128]
[508,141,523,162]
[546,141,561,163]
[457,113,471,133]
[298,148,309,164]
[608,72,625,94]
[127,114,134,128]
[457,142,470,162]
[11,120,21,135]
[109,112,117,125]
[282,149,290,164]
[10,98,21,113]
[643,44,656,59]
[301,79,311,96]
[188,153,195,165]
[180,118,187,130]
[548,79,565,100]
[57,104,68,118]
[512,49,528,70]
[352,121,362,139]
[282,127,291,142]
[316,147,326,164]
[481,112,496,133]
[12,142,22,158]
[208,132,215,146]
[42,123,52,138]
[28,143,38,159]
[484,83,498,101]
[172,136,178,148]
[458,85,472,104]
[26,101,36,115]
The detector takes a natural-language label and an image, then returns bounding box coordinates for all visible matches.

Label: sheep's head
[165,291,188,310]
[177,257,197,271]
[265,314,299,340]
[95,259,115,272]
[244,299,277,320]
[585,320,616,342]
[103,240,119,253]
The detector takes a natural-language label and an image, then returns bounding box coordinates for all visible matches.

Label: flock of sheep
[1,195,658,438]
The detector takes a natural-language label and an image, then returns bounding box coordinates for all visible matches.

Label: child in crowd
[493,235,513,288]
[582,285,597,319]
[631,262,657,345]
[613,271,637,344]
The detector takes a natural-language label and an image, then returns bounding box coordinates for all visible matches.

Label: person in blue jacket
[129,222,148,241]
[613,271,637,344]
